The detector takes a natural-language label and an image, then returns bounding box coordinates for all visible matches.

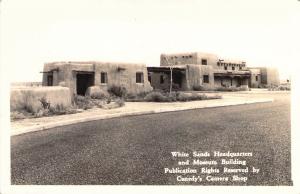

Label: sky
[1,0,300,82]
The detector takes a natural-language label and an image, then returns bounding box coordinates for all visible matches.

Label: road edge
[11,98,273,136]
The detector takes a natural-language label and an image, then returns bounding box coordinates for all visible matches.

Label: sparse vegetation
[193,85,204,91]
[108,85,127,97]
[73,95,94,110]
[90,90,110,99]
[144,91,167,102]
[11,94,77,121]
[192,85,214,91]
[143,91,221,102]
[193,85,249,92]
[11,86,226,121]
[10,111,27,120]
[125,92,149,102]
[86,86,110,99]
[268,84,290,91]
[215,86,249,92]
[39,96,51,109]
[73,94,125,110]
[258,84,268,88]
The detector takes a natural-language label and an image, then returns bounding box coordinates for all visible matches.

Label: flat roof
[147,66,186,72]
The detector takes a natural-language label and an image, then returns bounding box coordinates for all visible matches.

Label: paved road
[11,93,292,185]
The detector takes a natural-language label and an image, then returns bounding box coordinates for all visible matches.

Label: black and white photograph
[1,0,300,193]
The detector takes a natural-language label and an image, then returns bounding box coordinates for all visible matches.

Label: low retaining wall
[10,86,71,112]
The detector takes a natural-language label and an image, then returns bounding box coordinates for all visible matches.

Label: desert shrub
[10,111,26,120]
[278,85,290,91]
[125,92,135,99]
[101,98,125,109]
[176,92,190,101]
[34,109,49,117]
[108,85,127,97]
[193,85,204,91]
[86,86,110,99]
[191,93,207,100]
[193,85,205,91]
[74,95,94,110]
[144,91,221,102]
[144,91,167,102]
[258,84,268,88]
[49,104,67,115]
[166,92,178,102]
[176,92,208,101]
[215,87,246,92]
[268,85,290,91]
[125,91,151,102]
[39,96,51,109]
[90,90,110,99]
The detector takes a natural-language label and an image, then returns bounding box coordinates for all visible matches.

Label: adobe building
[41,52,280,96]
[249,67,279,87]
[147,52,280,91]
[42,61,152,96]
[148,52,250,91]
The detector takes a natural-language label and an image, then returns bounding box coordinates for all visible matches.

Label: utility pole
[169,66,173,94]
[165,56,173,95]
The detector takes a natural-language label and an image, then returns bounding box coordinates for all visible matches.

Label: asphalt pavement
[11,92,292,185]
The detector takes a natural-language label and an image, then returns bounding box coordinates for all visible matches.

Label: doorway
[172,71,183,89]
[76,72,95,95]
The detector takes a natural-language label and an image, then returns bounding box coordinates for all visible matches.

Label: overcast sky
[1,0,299,82]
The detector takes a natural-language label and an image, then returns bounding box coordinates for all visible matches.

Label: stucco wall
[94,63,152,94]
[265,67,280,86]
[149,70,187,91]
[11,86,71,112]
[249,68,261,88]
[250,67,279,87]
[160,53,198,66]
[186,65,214,89]
[149,64,215,91]
[196,53,219,69]
[160,52,218,68]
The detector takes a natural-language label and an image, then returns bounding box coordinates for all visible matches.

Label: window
[232,67,235,70]
[201,59,207,65]
[100,72,108,84]
[239,66,242,70]
[160,75,164,84]
[224,66,228,70]
[136,72,144,83]
[47,75,53,86]
[255,75,258,81]
[203,75,209,83]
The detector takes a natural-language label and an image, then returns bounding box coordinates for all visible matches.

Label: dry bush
[108,85,127,97]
